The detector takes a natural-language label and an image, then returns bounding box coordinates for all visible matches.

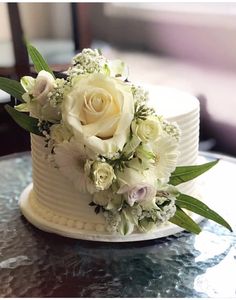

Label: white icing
[23,85,200,239]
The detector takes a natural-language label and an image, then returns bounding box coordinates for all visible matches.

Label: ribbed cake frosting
[24,86,200,240]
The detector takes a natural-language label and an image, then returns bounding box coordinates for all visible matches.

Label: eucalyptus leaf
[176,193,232,232]
[119,211,134,235]
[169,160,219,186]
[5,104,43,136]
[169,206,202,234]
[0,77,25,101]
[26,43,55,78]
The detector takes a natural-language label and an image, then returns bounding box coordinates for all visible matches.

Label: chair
[0,3,92,80]
[0,3,92,156]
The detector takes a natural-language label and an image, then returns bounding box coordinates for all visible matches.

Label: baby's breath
[162,120,180,141]
[131,85,149,104]
[67,48,107,77]
[48,78,68,107]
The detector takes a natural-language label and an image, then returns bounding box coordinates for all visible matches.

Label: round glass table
[0,151,235,297]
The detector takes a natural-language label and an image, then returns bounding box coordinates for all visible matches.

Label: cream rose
[132,116,162,143]
[92,161,116,191]
[62,73,134,156]
[32,70,55,105]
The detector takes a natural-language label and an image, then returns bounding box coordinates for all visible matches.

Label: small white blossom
[132,85,149,104]
[50,123,73,144]
[162,120,180,141]
[104,211,121,232]
[48,78,67,108]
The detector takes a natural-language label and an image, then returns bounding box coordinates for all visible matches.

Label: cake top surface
[145,84,199,120]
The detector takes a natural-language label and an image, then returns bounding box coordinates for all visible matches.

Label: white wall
[92,3,236,72]
[0,3,11,40]
[0,3,72,41]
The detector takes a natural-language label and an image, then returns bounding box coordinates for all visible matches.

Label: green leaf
[176,193,232,232]
[169,206,202,234]
[26,43,55,78]
[0,77,25,101]
[5,104,43,136]
[169,160,219,186]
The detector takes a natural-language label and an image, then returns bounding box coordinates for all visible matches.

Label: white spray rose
[132,116,162,143]
[50,124,73,144]
[62,73,134,156]
[21,71,61,122]
[117,167,157,207]
[32,70,55,105]
[92,161,116,191]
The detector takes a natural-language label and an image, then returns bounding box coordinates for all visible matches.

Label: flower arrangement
[0,44,232,235]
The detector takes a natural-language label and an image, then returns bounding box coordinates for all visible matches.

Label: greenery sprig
[134,103,155,120]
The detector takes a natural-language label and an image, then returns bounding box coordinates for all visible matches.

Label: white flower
[21,71,61,122]
[132,85,149,104]
[53,140,88,193]
[93,190,111,206]
[117,167,157,206]
[107,59,129,80]
[151,135,179,181]
[50,124,73,144]
[62,73,134,156]
[93,189,123,210]
[32,71,55,106]
[92,161,116,191]
[132,116,162,143]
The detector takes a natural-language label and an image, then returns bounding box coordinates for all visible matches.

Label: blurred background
[0,2,236,157]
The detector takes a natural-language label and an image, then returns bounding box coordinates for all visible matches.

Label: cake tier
[25,86,200,239]
[148,85,200,195]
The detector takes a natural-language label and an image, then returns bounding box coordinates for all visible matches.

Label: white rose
[62,73,134,156]
[132,116,162,143]
[32,71,55,105]
[117,167,157,206]
[92,161,116,190]
[50,124,73,144]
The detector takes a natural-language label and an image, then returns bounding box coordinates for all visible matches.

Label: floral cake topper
[0,44,232,235]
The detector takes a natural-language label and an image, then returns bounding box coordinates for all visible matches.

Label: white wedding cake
[20,85,200,241]
[1,45,229,242]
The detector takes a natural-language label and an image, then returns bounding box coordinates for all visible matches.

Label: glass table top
[0,151,235,297]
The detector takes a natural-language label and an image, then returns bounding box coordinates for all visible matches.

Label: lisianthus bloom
[117,167,157,206]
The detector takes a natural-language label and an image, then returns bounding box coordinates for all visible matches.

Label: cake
[0,45,231,242]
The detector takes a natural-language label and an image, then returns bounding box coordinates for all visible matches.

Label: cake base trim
[19,183,204,242]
